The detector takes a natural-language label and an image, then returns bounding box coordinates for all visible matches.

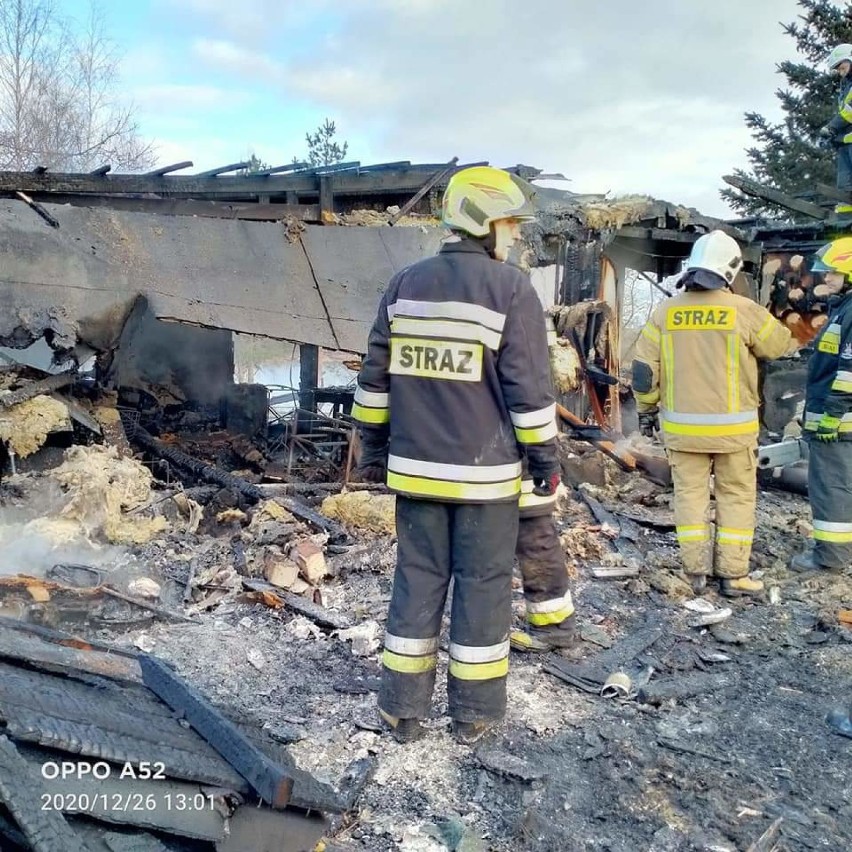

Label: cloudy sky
[61,0,804,217]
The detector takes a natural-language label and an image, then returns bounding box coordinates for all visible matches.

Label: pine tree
[240,153,270,175]
[721,0,852,217]
[305,119,349,167]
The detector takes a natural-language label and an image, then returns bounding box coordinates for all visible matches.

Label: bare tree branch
[0,0,153,172]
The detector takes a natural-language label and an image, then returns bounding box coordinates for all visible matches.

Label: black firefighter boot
[378,709,424,744]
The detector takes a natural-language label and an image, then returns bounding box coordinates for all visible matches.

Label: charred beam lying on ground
[243,579,354,630]
[130,426,346,539]
[139,654,295,809]
[0,736,89,852]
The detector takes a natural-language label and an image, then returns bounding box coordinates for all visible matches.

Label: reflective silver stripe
[510,404,556,428]
[813,520,852,533]
[449,639,510,663]
[387,299,506,332]
[390,316,502,350]
[387,454,521,482]
[384,633,439,655]
[526,592,572,615]
[805,411,822,424]
[836,370,852,382]
[353,386,388,408]
[661,408,758,425]
[805,411,852,428]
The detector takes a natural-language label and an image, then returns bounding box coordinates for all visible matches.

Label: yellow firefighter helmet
[441,166,538,238]
[812,236,852,281]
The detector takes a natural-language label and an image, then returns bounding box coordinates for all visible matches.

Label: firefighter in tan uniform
[633,231,793,597]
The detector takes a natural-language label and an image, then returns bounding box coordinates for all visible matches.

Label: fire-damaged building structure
[0,161,848,850]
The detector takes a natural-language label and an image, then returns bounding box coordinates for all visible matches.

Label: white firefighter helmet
[684,230,743,289]
[826,44,852,70]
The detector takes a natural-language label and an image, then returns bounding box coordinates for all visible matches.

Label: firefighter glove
[532,471,561,497]
[815,413,841,441]
[353,464,386,483]
[639,411,658,438]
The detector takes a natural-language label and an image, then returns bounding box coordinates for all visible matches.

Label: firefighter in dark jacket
[820,44,852,214]
[790,237,852,572]
[511,315,576,653]
[352,166,561,744]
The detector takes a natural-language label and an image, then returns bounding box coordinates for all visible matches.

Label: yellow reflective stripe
[526,591,573,614]
[813,529,852,543]
[528,606,575,627]
[716,527,754,544]
[382,649,437,673]
[726,334,740,413]
[387,472,520,500]
[635,389,660,405]
[514,422,559,444]
[756,315,775,342]
[841,104,852,122]
[662,334,675,410]
[832,380,852,392]
[351,402,389,424]
[642,323,661,344]
[663,419,758,437]
[449,658,509,681]
[676,525,710,542]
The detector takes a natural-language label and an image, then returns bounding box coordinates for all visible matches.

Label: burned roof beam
[0,165,470,197]
[193,162,251,178]
[254,162,310,176]
[89,164,111,175]
[144,161,193,177]
[723,174,828,221]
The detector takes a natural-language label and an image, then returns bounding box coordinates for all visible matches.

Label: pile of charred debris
[1,341,852,852]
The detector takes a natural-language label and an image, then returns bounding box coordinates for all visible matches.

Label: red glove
[532,472,561,497]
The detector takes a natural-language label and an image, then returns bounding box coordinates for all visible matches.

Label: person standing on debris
[510,314,576,654]
[819,45,852,214]
[632,230,793,598]
[352,166,561,744]
[790,237,852,573]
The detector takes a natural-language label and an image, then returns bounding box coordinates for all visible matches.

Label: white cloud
[132,83,251,111]
[191,38,286,79]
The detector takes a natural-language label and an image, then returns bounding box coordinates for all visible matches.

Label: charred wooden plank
[723,175,829,220]
[139,655,294,809]
[144,161,193,176]
[27,193,321,221]
[4,711,247,791]
[0,735,91,852]
[0,371,76,409]
[389,156,458,225]
[242,579,353,630]
[0,621,142,683]
[132,427,346,539]
[15,191,60,228]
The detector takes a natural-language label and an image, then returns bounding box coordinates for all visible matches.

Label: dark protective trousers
[838,143,852,192]
[515,514,573,628]
[379,497,518,724]
[808,440,852,569]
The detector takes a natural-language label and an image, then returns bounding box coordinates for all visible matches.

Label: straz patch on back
[389,338,483,382]
[665,306,737,331]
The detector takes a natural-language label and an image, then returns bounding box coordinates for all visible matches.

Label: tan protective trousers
[668,448,757,579]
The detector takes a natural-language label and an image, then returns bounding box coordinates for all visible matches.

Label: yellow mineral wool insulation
[550,343,581,394]
[49,445,168,545]
[321,491,396,535]
[0,395,70,458]
[250,500,295,530]
[579,196,653,230]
